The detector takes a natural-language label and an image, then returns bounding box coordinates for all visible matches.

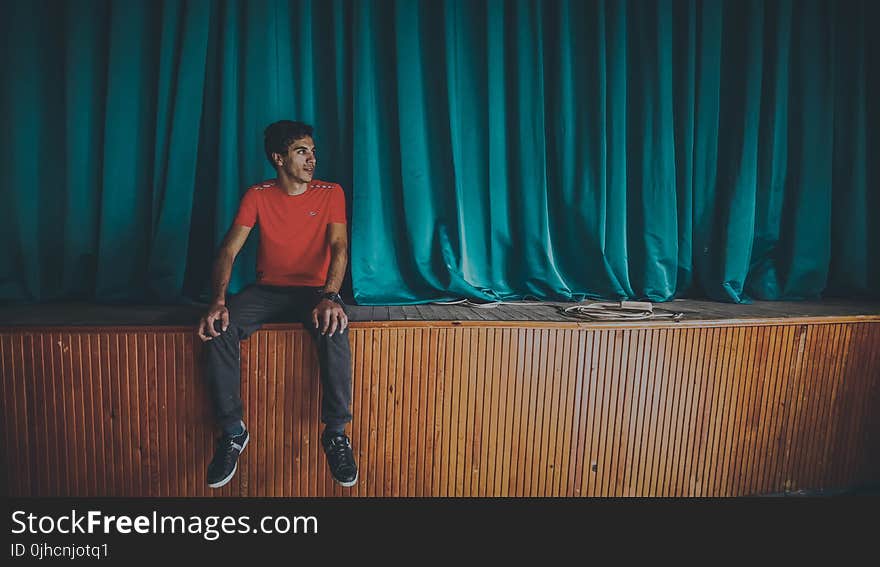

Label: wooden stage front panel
[2,319,879,497]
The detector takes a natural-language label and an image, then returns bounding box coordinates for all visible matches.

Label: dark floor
[1,298,879,327]
[757,481,880,497]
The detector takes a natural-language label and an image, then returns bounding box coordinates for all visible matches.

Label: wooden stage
[2,298,879,497]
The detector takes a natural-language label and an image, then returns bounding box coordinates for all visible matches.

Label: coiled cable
[559,301,684,322]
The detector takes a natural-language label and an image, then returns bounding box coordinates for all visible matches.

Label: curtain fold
[1,0,877,305]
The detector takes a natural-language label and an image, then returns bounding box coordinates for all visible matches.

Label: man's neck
[276,171,309,195]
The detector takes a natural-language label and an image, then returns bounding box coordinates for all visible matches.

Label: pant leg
[291,288,353,428]
[203,285,294,431]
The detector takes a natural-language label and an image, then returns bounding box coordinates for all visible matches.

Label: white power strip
[619,300,654,312]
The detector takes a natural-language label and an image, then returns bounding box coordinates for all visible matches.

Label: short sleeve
[329,185,347,224]
[233,189,258,228]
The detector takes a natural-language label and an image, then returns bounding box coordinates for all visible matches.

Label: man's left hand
[312,299,348,336]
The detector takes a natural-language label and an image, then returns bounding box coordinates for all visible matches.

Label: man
[196,120,357,489]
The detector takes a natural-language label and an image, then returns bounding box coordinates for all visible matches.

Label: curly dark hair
[263,120,314,166]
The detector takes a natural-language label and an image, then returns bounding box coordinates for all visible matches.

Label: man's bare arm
[312,223,349,336]
[198,225,252,341]
[323,222,348,294]
[210,225,252,305]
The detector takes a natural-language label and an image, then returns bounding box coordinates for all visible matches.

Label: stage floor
[1,297,879,327]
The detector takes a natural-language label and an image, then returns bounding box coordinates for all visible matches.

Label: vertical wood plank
[2,320,879,497]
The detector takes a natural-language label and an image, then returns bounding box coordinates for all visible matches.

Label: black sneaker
[322,432,358,487]
[207,422,249,489]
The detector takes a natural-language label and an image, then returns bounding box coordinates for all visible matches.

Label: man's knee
[206,320,240,344]
[317,328,350,347]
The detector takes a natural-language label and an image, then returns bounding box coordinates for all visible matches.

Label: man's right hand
[198,303,230,342]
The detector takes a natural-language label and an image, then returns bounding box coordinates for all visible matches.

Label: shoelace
[325,437,354,470]
[212,437,238,467]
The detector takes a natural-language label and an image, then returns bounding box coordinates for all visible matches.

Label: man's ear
[271,152,284,166]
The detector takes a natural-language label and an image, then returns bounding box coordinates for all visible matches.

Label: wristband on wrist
[320,291,343,304]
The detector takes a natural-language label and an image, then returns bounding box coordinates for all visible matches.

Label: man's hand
[312,299,348,337]
[198,303,230,342]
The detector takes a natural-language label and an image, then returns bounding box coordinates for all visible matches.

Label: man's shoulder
[309,179,341,190]
[247,179,277,192]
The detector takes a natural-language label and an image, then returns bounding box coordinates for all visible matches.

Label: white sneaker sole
[336,470,358,488]
[208,435,249,489]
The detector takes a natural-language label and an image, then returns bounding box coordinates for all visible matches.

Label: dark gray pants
[203,284,352,432]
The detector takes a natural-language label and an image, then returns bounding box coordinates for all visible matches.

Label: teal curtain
[0,0,353,303]
[1,0,877,305]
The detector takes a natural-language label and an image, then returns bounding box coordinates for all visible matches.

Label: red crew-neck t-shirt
[232,179,347,287]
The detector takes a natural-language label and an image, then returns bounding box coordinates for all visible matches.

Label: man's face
[276,136,316,182]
